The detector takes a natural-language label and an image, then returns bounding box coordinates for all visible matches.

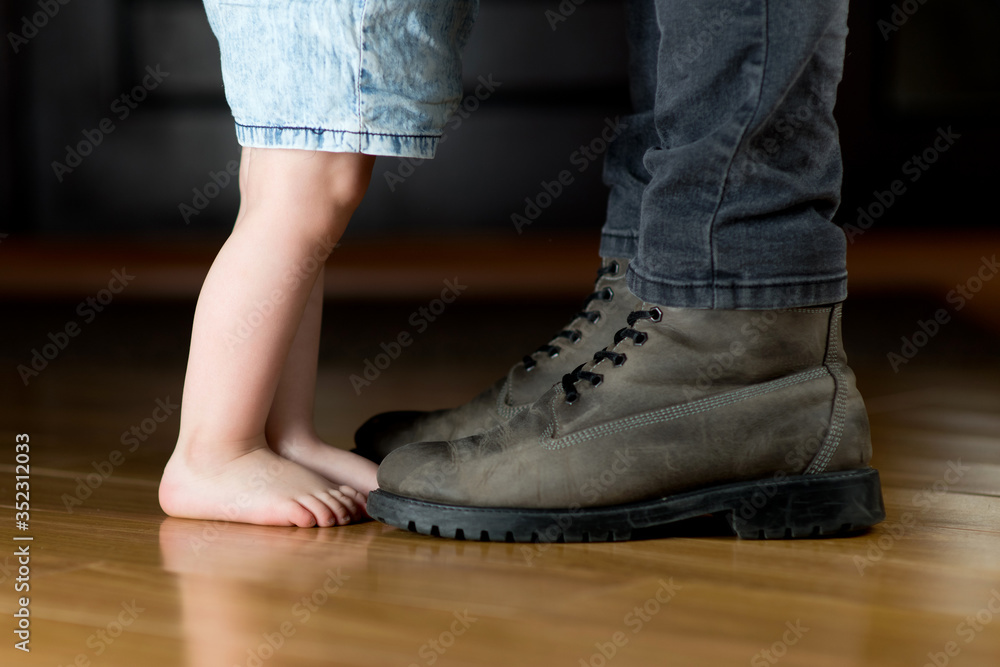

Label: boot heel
[727,468,885,539]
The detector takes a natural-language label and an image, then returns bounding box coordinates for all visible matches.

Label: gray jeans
[600,0,850,309]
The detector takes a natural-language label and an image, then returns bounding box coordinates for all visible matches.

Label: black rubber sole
[368,468,886,543]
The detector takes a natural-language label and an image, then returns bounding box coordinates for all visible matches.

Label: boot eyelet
[609,261,620,275]
[601,287,614,301]
[591,313,601,324]
[549,349,560,358]
[565,392,579,405]
[614,353,627,367]
[570,330,582,343]
[649,307,662,322]
[634,332,648,346]
[589,376,603,387]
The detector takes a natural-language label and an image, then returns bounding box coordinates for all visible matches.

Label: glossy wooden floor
[2,295,1000,667]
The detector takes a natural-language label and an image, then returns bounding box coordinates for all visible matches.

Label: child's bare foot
[267,431,379,494]
[159,438,370,527]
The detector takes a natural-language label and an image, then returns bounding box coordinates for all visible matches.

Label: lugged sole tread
[369,468,886,544]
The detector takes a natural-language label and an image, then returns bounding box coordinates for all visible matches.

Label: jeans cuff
[599,232,638,262]
[627,265,848,309]
[235,122,440,158]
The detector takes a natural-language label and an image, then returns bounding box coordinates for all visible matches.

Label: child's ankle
[170,430,265,465]
[266,428,322,459]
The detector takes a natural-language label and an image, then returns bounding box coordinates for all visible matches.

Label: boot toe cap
[353,411,427,463]
[376,440,458,501]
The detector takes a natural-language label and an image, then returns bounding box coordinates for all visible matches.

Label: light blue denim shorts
[204,0,478,158]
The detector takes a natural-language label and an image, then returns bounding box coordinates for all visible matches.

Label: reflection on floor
[1,292,999,667]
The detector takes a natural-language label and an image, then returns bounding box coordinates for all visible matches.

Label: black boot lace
[521,261,620,371]
[561,307,662,404]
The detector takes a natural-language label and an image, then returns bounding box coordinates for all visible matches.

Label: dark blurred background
[1,0,998,241]
[2,0,1000,427]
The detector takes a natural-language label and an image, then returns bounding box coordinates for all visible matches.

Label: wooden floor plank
[3,297,1000,666]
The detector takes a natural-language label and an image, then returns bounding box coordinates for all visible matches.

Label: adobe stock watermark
[7,0,72,54]
[186,457,290,555]
[179,159,240,224]
[349,278,467,395]
[731,77,839,186]
[383,74,502,192]
[578,579,682,667]
[750,620,810,666]
[887,254,997,373]
[17,268,135,385]
[397,458,460,502]
[51,65,170,182]
[724,424,830,531]
[521,448,637,566]
[545,0,588,31]
[61,396,179,513]
[237,568,349,667]
[922,589,1000,667]
[681,311,778,400]
[854,459,969,575]
[56,600,145,666]
[878,0,931,41]
[512,116,626,235]
[225,236,339,350]
[406,610,478,667]
[845,126,960,243]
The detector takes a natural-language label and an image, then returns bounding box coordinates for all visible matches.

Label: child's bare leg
[229,149,376,495]
[264,266,379,492]
[160,147,376,527]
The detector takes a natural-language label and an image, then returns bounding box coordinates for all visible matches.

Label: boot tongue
[505,258,630,405]
[548,256,629,341]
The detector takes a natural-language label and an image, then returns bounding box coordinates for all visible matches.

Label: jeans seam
[357,0,369,140]
[706,0,770,307]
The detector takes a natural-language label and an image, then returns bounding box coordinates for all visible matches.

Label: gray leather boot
[353,258,641,462]
[369,303,885,542]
